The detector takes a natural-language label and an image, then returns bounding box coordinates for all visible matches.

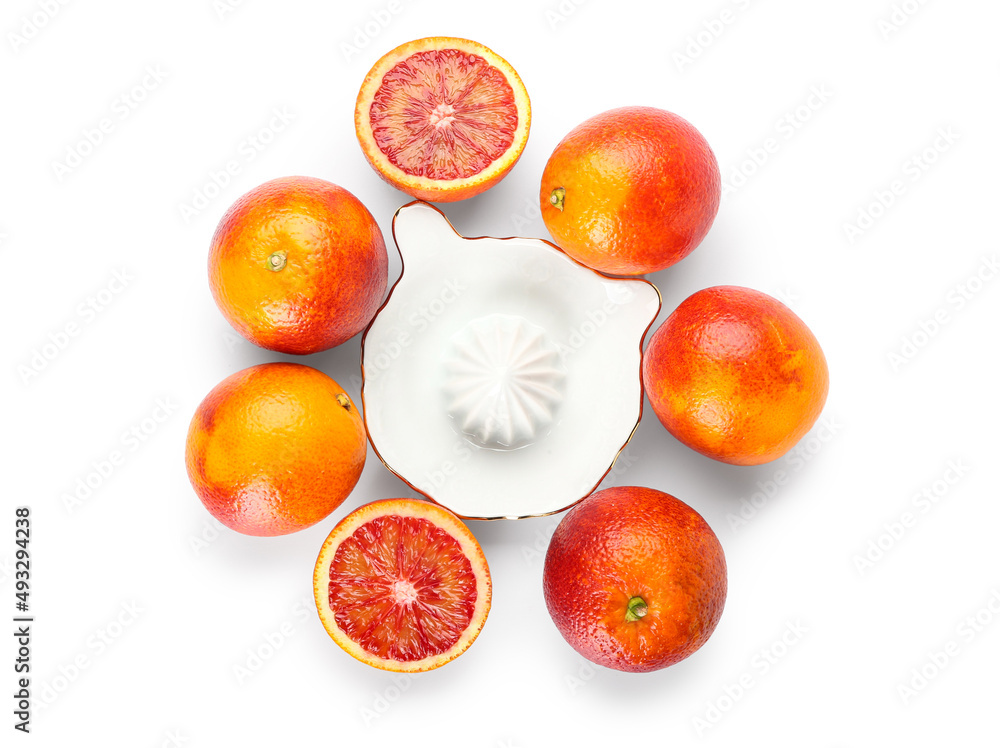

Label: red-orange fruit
[543,486,727,672]
[355,37,531,202]
[208,176,388,354]
[185,363,366,536]
[540,106,720,276]
[642,285,829,465]
[313,499,491,672]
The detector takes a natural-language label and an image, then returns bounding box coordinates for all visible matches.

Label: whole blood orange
[540,106,720,276]
[642,286,829,465]
[355,37,531,202]
[313,499,491,672]
[543,486,727,672]
[208,176,388,354]
[185,362,367,536]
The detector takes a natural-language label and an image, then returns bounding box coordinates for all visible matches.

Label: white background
[4,0,999,744]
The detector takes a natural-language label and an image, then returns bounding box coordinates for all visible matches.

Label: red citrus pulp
[313,499,491,672]
[355,37,531,202]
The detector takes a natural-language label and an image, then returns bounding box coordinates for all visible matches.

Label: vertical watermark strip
[12,507,32,733]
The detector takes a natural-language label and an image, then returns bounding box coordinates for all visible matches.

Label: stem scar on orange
[185,363,367,536]
[208,176,388,355]
[543,486,727,673]
[540,106,721,276]
[313,498,492,672]
[355,37,531,202]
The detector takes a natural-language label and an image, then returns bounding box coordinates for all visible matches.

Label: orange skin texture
[209,176,388,354]
[185,363,367,536]
[543,486,727,673]
[642,286,829,466]
[540,106,721,276]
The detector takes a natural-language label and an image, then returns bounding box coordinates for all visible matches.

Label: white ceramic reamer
[361,201,661,519]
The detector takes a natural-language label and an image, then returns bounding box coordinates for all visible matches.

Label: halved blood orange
[313,498,492,672]
[355,37,531,202]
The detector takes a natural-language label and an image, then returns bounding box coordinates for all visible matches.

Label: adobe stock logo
[177,107,296,223]
[852,460,969,575]
[887,256,998,372]
[721,85,833,200]
[545,0,590,30]
[359,672,419,725]
[671,0,755,72]
[878,0,931,40]
[61,398,179,514]
[692,620,808,735]
[896,587,1000,706]
[18,268,134,385]
[213,0,248,20]
[51,66,169,182]
[339,1,406,63]
[232,598,313,685]
[726,416,842,532]
[843,127,960,245]
[6,0,72,53]
[33,601,143,712]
